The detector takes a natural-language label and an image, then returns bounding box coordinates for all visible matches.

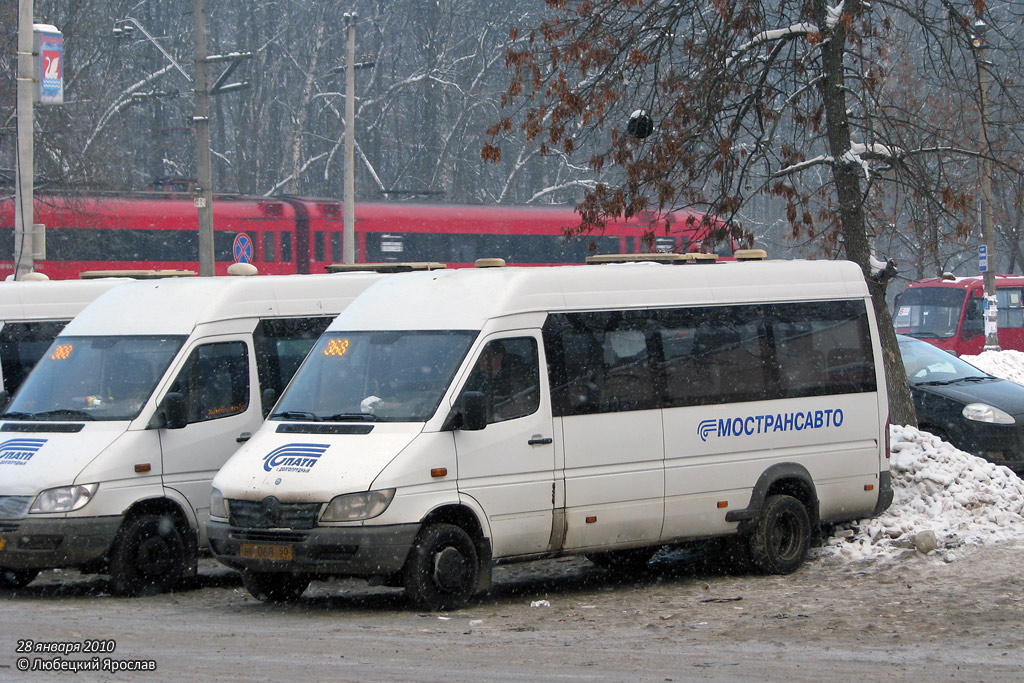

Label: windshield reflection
[272,331,477,422]
[898,335,992,385]
[2,336,186,421]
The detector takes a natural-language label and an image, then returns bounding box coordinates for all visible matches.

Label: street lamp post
[974,17,1000,351]
[343,13,357,265]
[14,0,35,280]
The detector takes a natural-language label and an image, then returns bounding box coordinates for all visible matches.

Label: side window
[997,288,1024,329]
[461,337,539,424]
[252,317,333,413]
[170,342,249,423]
[0,321,67,394]
[314,231,326,262]
[962,296,984,337]
[263,232,276,263]
[281,232,293,263]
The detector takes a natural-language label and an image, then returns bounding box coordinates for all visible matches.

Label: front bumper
[207,520,421,576]
[0,516,122,570]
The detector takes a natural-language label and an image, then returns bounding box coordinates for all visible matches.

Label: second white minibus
[0,272,383,593]
[209,260,892,609]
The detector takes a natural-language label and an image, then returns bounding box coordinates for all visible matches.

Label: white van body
[209,261,892,609]
[0,273,383,593]
[0,279,127,395]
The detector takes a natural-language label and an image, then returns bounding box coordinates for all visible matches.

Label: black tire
[242,571,309,602]
[748,494,811,574]
[585,546,657,572]
[403,523,478,611]
[108,513,186,597]
[0,567,39,589]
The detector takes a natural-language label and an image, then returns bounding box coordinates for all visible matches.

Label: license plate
[239,542,293,561]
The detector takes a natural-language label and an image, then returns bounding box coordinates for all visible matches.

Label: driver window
[462,337,539,424]
[170,342,250,424]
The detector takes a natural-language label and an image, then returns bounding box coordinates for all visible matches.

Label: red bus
[894,274,1024,355]
[0,192,735,279]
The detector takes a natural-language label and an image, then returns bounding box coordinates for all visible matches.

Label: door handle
[236,432,252,443]
[528,436,553,446]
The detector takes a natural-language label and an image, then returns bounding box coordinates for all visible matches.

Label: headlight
[320,489,396,522]
[210,487,229,520]
[29,483,99,514]
[962,403,1015,425]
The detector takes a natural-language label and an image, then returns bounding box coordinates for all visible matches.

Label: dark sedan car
[899,334,1024,473]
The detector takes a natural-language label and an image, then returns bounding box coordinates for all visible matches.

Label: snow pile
[816,425,1024,564]
[962,348,1024,383]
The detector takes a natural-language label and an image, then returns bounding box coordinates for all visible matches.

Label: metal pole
[343,13,357,265]
[14,0,35,280]
[193,0,215,276]
[975,18,1000,350]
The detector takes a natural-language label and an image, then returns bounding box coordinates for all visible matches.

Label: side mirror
[458,391,488,431]
[261,388,277,418]
[150,392,188,430]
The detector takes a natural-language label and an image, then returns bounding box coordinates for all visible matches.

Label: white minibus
[0,279,128,397]
[208,260,892,609]
[0,272,383,593]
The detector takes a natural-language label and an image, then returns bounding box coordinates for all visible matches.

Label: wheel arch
[116,496,198,574]
[418,503,492,593]
[725,463,820,531]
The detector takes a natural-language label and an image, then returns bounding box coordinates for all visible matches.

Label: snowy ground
[816,349,1024,564]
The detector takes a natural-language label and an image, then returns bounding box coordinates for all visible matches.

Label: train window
[281,232,293,263]
[331,232,342,262]
[263,232,276,263]
[314,232,325,262]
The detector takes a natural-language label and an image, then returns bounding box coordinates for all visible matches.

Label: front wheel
[748,494,811,574]
[242,571,310,602]
[0,567,39,589]
[109,513,186,597]
[403,523,478,611]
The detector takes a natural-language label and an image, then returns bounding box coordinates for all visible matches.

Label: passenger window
[263,232,276,263]
[252,317,333,414]
[281,233,293,263]
[170,342,250,423]
[461,338,539,424]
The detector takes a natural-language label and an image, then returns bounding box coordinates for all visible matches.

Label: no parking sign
[233,233,254,264]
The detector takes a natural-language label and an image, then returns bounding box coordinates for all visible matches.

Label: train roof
[331,259,869,332]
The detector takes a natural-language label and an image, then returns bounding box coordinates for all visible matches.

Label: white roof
[332,260,869,331]
[64,273,385,336]
[0,279,128,323]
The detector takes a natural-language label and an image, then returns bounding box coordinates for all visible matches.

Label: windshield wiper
[33,409,95,421]
[322,413,377,422]
[904,331,946,339]
[949,376,993,383]
[269,411,321,422]
[0,411,36,420]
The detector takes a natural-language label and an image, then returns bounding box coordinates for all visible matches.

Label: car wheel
[748,494,811,574]
[242,570,309,602]
[403,523,478,611]
[109,513,186,597]
[0,567,39,589]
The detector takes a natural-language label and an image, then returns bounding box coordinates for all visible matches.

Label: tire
[242,570,309,602]
[0,567,39,589]
[403,523,478,611]
[585,547,657,572]
[109,513,186,597]
[748,494,811,574]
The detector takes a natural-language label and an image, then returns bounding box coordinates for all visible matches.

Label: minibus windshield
[272,330,477,422]
[2,335,186,421]
[894,287,966,338]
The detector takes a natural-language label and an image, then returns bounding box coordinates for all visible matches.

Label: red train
[0,192,735,279]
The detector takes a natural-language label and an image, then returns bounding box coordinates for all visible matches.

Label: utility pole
[974,17,1000,351]
[343,13,357,265]
[193,0,215,276]
[14,0,34,280]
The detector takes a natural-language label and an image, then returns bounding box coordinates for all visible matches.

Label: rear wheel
[109,513,186,596]
[242,571,310,602]
[748,494,810,574]
[0,567,39,589]
[403,523,478,611]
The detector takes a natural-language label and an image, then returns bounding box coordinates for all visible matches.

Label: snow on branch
[725,23,818,69]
